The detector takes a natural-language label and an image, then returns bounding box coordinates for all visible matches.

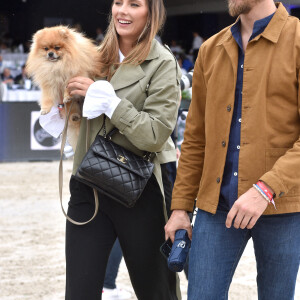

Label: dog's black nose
[48,52,54,57]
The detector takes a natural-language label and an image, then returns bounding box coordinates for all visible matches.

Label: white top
[192,36,203,50]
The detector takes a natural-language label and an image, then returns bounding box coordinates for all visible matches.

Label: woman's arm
[111,58,181,153]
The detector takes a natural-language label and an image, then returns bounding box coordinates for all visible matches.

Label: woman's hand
[67,77,94,97]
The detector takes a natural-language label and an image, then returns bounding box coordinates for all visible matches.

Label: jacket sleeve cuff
[171,199,195,212]
[259,171,288,198]
[110,98,138,132]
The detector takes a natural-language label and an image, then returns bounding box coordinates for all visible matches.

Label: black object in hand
[160,238,173,259]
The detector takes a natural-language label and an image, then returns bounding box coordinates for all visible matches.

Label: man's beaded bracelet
[253,184,276,210]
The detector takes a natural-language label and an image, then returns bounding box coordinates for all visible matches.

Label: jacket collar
[216,2,288,47]
[110,39,160,90]
[259,2,288,43]
[145,39,161,60]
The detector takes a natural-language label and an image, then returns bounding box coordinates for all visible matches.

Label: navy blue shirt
[218,13,275,211]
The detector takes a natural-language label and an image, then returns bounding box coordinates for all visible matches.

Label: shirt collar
[118,39,160,63]
[217,2,289,47]
[119,49,125,63]
[231,12,275,50]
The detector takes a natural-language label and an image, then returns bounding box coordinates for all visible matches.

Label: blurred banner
[30,111,61,151]
[0,102,60,162]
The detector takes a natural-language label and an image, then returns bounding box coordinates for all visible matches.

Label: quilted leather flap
[92,136,154,178]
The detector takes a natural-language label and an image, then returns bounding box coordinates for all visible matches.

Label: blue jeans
[103,239,123,289]
[188,209,300,300]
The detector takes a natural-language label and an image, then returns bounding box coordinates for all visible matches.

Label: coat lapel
[110,39,160,91]
[217,28,238,82]
[110,64,145,91]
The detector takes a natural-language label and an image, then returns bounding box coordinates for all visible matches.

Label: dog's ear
[59,28,70,39]
[32,29,43,42]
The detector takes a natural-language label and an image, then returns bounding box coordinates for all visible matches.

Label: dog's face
[31,27,74,62]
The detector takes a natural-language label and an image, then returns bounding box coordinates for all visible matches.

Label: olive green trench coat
[73,39,182,197]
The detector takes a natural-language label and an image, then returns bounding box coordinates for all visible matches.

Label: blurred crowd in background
[0,24,201,93]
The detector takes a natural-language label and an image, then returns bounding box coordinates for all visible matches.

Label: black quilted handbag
[75,116,154,208]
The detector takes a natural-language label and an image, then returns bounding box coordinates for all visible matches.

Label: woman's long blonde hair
[98,0,166,79]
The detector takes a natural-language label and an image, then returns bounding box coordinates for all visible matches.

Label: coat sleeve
[110,58,181,153]
[170,47,207,212]
[259,68,300,199]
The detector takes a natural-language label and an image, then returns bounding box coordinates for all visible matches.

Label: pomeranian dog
[26,25,101,150]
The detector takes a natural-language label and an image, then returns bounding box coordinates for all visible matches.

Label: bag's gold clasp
[117,155,128,164]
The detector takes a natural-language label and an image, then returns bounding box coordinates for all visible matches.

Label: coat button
[227,105,231,112]
[222,141,226,147]
[216,177,220,183]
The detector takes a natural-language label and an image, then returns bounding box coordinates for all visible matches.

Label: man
[14,64,31,89]
[1,68,14,86]
[165,1,300,299]
[190,31,204,63]
[0,79,4,101]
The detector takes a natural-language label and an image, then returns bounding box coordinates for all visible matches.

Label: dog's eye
[54,46,61,51]
[44,47,49,51]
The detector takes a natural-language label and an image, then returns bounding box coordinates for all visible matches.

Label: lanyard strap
[59,101,99,225]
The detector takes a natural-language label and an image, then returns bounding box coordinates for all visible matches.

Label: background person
[95,27,104,44]
[1,67,14,86]
[190,31,203,62]
[102,239,131,300]
[0,78,5,101]
[14,64,32,89]
[165,1,300,299]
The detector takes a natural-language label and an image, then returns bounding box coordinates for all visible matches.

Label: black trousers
[65,167,178,300]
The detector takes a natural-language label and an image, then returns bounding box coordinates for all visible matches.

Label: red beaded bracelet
[57,103,65,111]
[255,181,276,209]
[256,181,274,201]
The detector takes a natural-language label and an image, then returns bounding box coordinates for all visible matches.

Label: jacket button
[227,105,231,112]
[216,177,220,183]
[222,141,226,147]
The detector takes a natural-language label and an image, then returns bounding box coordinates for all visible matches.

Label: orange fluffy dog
[27,25,101,150]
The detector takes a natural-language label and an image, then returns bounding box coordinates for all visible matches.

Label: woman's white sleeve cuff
[105,96,121,119]
[83,80,118,119]
[39,106,65,138]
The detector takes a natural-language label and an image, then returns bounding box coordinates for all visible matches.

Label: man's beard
[227,0,262,17]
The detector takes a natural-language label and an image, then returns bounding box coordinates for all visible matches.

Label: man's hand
[164,210,192,242]
[226,187,269,229]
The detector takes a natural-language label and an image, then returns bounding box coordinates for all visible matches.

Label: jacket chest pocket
[265,148,300,197]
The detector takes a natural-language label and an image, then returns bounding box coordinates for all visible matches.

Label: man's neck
[240,1,277,36]
[240,0,276,50]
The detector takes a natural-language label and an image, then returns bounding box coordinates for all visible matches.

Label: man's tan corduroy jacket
[171,3,300,215]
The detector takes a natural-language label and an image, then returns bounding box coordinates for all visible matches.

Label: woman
[65,0,181,299]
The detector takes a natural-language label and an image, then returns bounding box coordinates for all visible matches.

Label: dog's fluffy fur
[26,25,101,150]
